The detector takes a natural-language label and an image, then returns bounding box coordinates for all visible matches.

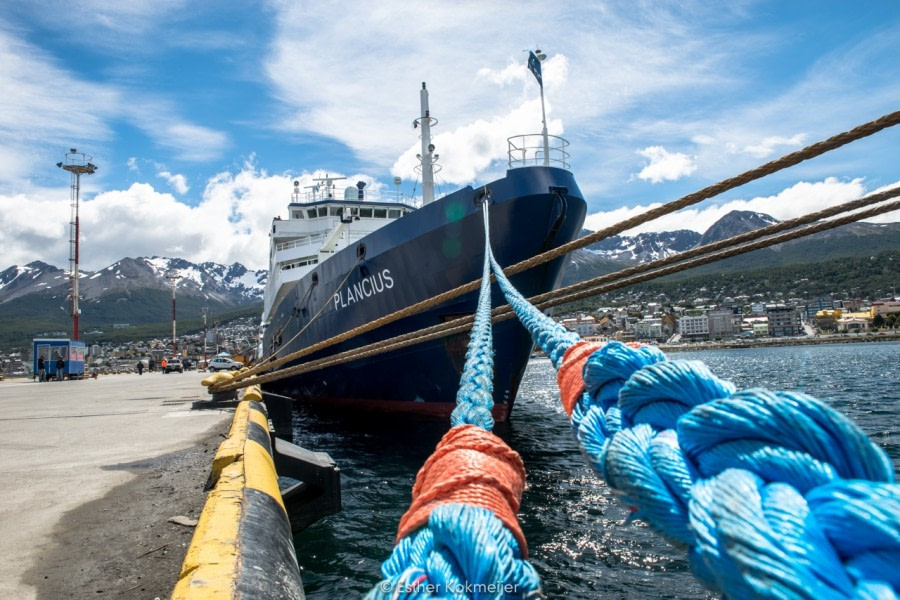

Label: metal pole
[202,307,208,365]
[57,150,96,341]
[172,284,177,355]
[167,273,181,356]
[72,171,81,339]
[540,84,550,166]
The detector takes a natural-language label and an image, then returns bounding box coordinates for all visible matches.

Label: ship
[260,82,586,421]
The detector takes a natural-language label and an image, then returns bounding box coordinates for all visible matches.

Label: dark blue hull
[262,166,586,420]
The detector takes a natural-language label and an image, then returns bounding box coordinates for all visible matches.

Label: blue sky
[1,0,898,271]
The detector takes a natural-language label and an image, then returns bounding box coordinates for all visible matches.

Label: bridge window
[374,208,387,218]
[360,208,373,218]
[388,209,402,218]
[306,208,317,219]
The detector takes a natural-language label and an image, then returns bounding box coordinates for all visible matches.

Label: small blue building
[33,339,86,380]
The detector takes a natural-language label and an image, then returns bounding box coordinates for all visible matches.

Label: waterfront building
[837,315,871,332]
[633,318,664,341]
[871,300,900,316]
[678,315,709,339]
[707,309,736,340]
[766,304,801,337]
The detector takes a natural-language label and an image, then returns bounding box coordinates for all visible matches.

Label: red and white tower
[56,149,97,341]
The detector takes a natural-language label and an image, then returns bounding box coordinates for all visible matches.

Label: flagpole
[539,81,549,166]
[529,49,550,166]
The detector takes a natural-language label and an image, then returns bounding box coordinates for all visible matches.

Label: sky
[1,0,899,272]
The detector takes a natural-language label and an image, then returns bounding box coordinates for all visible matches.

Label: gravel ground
[22,421,228,599]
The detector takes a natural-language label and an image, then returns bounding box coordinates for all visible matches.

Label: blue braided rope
[486,252,578,368]
[367,197,541,599]
[450,199,496,430]
[489,255,899,597]
[366,504,541,599]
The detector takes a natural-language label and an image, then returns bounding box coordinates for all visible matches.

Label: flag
[528,51,542,87]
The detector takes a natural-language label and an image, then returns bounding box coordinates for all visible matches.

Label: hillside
[0,257,265,352]
[566,211,900,286]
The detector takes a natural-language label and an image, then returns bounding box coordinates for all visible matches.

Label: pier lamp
[166,273,182,356]
[201,306,209,366]
[57,149,97,341]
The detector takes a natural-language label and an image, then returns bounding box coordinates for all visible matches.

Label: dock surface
[0,372,232,599]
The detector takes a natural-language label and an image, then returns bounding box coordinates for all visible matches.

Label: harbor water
[290,341,900,598]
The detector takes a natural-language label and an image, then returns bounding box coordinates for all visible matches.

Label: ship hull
[262,166,586,421]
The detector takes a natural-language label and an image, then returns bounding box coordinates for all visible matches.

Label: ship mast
[416,82,438,205]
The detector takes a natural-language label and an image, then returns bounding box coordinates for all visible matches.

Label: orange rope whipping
[395,424,529,557]
[557,341,604,417]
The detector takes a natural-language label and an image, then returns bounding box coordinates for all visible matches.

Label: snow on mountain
[582,229,702,263]
[0,257,266,306]
[0,261,68,303]
[697,210,780,246]
[577,210,787,265]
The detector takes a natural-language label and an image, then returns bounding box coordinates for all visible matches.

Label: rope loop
[368,504,541,599]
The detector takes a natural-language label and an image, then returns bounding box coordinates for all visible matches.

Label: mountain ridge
[0,256,266,306]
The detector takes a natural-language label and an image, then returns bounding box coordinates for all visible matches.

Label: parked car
[207,356,243,372]
[164,358,184,374]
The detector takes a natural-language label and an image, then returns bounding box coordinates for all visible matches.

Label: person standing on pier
[37,356,46,382]
[55,356,64,381]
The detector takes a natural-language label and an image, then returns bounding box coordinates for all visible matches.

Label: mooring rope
[503,110,900,278]
[209,111,900,394]
[367,199,541,599]
[209,190,900,394]
[530,195,900,311]
[527,185,900,309]
[488,248,899,598]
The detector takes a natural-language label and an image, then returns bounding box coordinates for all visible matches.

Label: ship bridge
[263,178,417,321]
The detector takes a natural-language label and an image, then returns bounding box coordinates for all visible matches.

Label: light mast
[56,149,97,341]
[415,82,439,205]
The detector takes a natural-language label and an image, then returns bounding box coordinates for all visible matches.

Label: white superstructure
[261,174,417,325]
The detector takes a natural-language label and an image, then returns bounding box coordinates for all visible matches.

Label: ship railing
[507,133,570,170]
[291,188,420,208]
[275,233,328,253]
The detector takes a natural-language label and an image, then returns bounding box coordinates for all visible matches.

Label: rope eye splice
[368,200,542,598]
[488,252,899,598]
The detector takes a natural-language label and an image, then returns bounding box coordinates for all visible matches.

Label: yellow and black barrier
[172,388,305,600]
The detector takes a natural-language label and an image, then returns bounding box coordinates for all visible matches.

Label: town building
[766,304,801,337]
[678,315,709,339]
[707,309,736,340]
[633,318,664,341]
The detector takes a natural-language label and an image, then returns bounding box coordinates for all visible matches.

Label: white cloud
[634,146,697,183]
[0,162,384,272]
[739,134,806,158]
[584,177,900,234]
[157,170,189,195]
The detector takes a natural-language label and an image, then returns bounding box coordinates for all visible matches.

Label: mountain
[564,210,900,286]
[0,261,68,303]
[0,257,265,306]
[696,210,779,246]
[0,257,266,350]
[582,229,701,263]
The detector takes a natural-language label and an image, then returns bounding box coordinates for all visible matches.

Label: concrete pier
[0,372,232,599]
